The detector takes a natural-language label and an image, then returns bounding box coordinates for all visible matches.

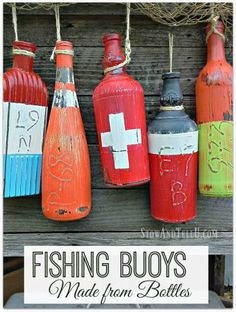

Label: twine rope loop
[168,32,174,72]
[55,5,61,42]
[50,5,63,61]
[104,3,131,74]
[55,49,74,56]
[12,48,35,58]
[160,105,184,111]
[12,3,18,41]
[206,15,225,42]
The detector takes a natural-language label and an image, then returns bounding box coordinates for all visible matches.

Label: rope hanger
[50,5,73,62]
[104,3,131,74]
[11,3,35,58]
[12,3,18,41]
[160,33,184,112]
[206,15,225,43]
[168,32,173,73]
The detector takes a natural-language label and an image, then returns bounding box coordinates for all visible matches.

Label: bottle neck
[53,53,78,108]
[207,33,226,61]
[103,39,126,74]
[160,75,184,111]
[55,54,75,89]
[12,54,33,72]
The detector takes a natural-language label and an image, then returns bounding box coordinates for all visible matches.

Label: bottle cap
[103,33,121,44]
[56,41,73,52]
[162,72,181,80]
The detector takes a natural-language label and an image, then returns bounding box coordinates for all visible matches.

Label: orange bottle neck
[55,54,75,92]
[56,54,73,69]
[207,33,226,62]
[53,54,78,108]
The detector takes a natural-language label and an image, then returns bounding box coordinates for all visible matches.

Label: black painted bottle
[148,72,198,223]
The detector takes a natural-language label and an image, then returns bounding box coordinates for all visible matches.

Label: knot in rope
[12,48,35,58]
[160,105,184,111]
[206,15,225,42]
[104,3,131,74]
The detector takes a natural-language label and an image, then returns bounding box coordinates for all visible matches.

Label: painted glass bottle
[3,41,48,197]
[42,41,91,221]
[148,72,198,223]
[196,21,233,196]
[93,33,150,187]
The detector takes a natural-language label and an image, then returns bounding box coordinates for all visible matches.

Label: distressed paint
[148,72,198,223]
[196,21,233,196]
[148,131,198,223]
[93,33,150,186]
[3,41,48,197]
[101,112,142,169]
[198,121,233,196]
[148,131,198,155]
[42,41,91,221]
[149,152,198,223]
[3,102,47,197]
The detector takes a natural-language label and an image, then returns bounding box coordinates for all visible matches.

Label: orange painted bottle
[196,21,233,196]
[42,41,91,221]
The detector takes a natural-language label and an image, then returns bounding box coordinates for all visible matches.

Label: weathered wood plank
[4,13,227,48]
[4,232,232,256]
[4,189,232,233]
[3,46,233,96]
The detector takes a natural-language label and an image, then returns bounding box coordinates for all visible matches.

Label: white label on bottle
[5,102,47,155]
[148,131,198,155]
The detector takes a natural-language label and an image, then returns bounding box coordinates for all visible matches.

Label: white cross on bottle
[101,112,142,169]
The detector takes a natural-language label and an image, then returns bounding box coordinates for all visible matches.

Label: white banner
[3,102,47,155]
[24,246,208,305]
[148,131,198,155]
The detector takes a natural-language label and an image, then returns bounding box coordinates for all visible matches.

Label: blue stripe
[26,156,32,196]
[4,154,42,198]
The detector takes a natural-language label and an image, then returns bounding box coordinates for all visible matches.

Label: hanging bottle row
[3,18,233,223]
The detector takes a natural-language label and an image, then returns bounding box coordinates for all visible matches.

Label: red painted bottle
[93,33,150,187]
[3,41,48,197]
[148,72,198,223]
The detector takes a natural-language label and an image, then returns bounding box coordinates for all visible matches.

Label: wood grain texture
[3,12,233,48]
[4,232,232,256]
[4,190,232,233]
[3,13,225,48]
[4,47,233,97]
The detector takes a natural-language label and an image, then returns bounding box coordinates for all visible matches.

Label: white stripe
[6,102,47,155]
[148,131,198,155]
